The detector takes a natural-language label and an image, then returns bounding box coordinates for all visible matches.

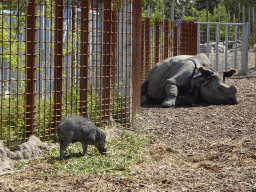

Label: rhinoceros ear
[223,69,238,78]
[223,69,238,82]
[189,54,211,68]
[197,67,214,77]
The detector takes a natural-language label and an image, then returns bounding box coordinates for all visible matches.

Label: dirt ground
[0,71,256,191]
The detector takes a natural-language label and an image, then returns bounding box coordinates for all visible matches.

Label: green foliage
[46,131,152,175]
[184,16,195,21]
[0,10,26,72]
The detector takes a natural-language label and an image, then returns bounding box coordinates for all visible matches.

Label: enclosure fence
[197,22,250,75]
[140,19,197,83]
[0,0,142,147]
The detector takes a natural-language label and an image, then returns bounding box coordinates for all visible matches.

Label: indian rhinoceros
[141,54,238,107]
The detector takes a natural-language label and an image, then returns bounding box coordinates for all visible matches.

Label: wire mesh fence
[197,22,251,75]
[140,18,197,83]
[0,0,142,147]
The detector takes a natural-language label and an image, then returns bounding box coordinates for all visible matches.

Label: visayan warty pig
[57,115,107,160]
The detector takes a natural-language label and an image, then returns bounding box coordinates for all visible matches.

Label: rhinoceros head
[193,67,238,105]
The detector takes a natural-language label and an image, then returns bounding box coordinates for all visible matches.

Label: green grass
[43,131,153,176]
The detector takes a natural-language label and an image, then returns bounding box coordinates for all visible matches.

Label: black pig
[57,115,107,160]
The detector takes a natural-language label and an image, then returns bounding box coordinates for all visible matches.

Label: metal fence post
[225,25,229,71]
[25,0,37,139]
[164,19,169,59]
[102,0,112,121]
[111,10,117,83]
[132,0,142,120]
[173,21,178,56]
[141,20,145,82]
[197,23,200,54]
[155,21,160,64]
[241,23,249,76]
[54,0,64,128]
[80,0,90,117]
[144,18,150,78]
[215,24,220,71]
[192,21,197,55]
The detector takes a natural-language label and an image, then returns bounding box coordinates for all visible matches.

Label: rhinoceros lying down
[141,54,238,107]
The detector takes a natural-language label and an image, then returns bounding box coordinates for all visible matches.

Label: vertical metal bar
[225,25,228,71]
[234,25,238,69]
[80,0,89,117]
[132,0,142,119]
[25,0,37,139]
[180,21,186,55]
[145,18,150,77]
[215,24,219,71]
[241,23,249,75]
[111,10,117,83]
[102,0,112,121]
[54,0,64,128]
[192,21,197,55]
[171,1,175,21]
[141,20,145,82]
[188,21,192,54]
[173,21,178,56]
[155,21,160,64]
[164,19,169,59]
[206,24,210,58]
[197,23,200,54]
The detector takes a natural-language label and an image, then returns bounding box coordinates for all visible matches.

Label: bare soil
[0,72,256,191]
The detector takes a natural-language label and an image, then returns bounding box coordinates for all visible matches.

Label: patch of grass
[46,131,153,176]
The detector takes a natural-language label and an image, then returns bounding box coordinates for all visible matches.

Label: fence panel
[197,22,249,75]
[0,0,139,147]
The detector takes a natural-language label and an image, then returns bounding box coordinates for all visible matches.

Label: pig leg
[162,83,178,107]
[81,142,89,156]
[60,138,72,160]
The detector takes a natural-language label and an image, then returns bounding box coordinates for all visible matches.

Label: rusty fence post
[111,10,117,83]
[155,21,160,64]
[180,20,186,55]
[141,20,145,83]
[25,0,37,139]
[192,21,198,55]
[80,0,90,117]
[54,0,64,128]
[102,0,112,121]
[144,17,150,78]
[164,19,169,59]
[132,0,142,119]
[172,21,178,56]
[188,21,192,55]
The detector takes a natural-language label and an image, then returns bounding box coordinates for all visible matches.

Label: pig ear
[223,69,238,82]
[197,67,214,77]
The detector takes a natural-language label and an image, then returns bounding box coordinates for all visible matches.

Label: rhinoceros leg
[162,83,178,107]
[141,80,149,104]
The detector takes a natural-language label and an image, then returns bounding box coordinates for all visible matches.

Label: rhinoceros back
[147,55,193,99]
